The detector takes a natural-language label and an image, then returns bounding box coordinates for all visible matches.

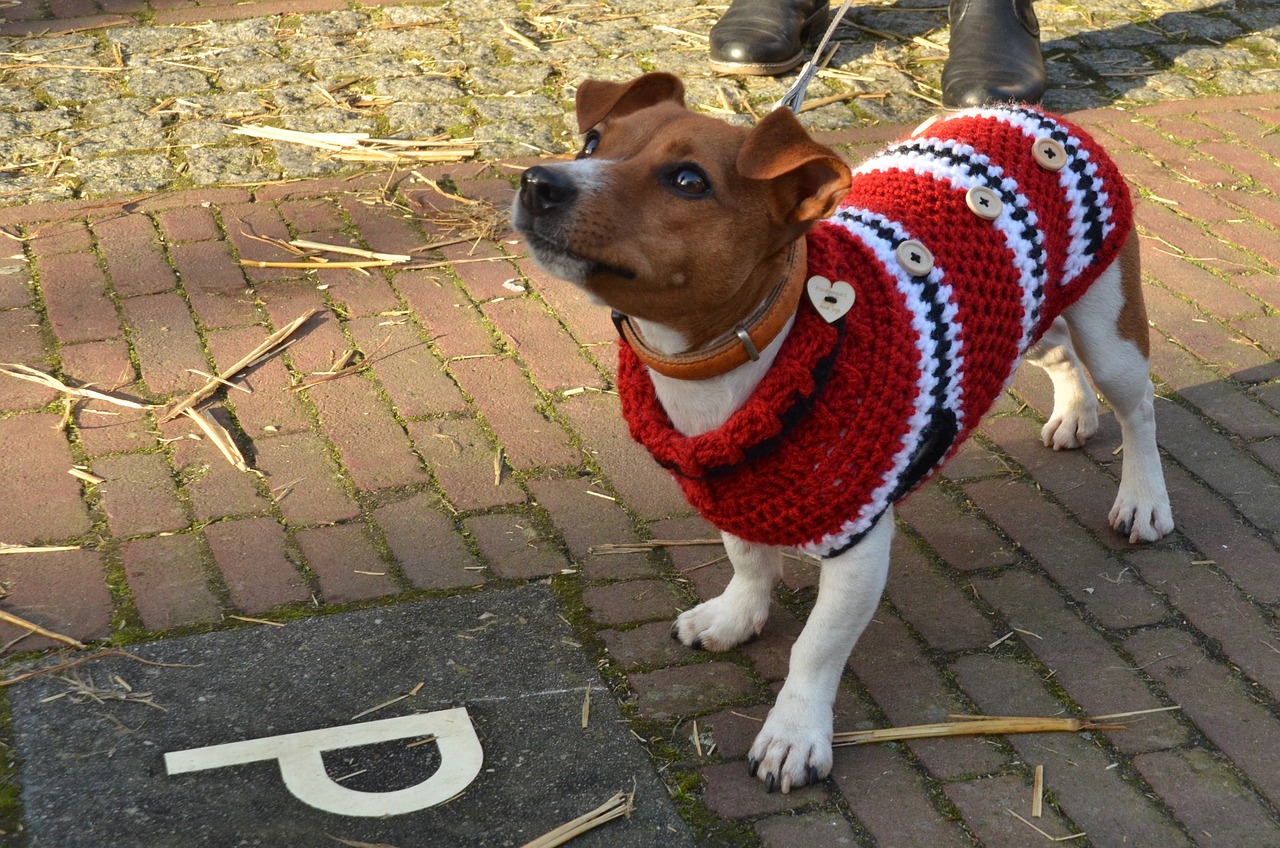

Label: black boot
[942,0,1045,108]
[709,0,829,76]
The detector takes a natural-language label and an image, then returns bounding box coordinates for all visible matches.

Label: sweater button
[965,185,1003,220]
[895,239,934,276]
[1032,137,1068,171]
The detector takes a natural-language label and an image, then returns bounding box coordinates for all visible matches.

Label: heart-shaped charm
[807,275,856,323]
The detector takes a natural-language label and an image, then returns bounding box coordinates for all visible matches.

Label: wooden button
[965,185,1003,220]
[1032,137,1068,171]
[895,240,934,276]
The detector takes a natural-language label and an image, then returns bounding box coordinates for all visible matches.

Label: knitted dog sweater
[618,106,1133,558]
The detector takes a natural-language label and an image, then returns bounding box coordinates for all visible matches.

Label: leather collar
[612,239,808,381]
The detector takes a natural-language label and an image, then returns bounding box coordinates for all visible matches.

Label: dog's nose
[519,166,577,215]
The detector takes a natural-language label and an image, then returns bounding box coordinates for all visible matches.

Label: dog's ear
[738,107,851,225]
[575,73,686,133]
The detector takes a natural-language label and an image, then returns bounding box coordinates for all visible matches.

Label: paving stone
[598,621,691,669]
[0,414,93,544]
[407,418,525,511]
[1133,748,1280,846]
[121,533,222,630]
[897,481,1016,571]
[305,375,431,491]
[94,452,190,537]
[121,291,210,397]
[581,579,685,627]
[884,533,994,653]
[0,549,113,648]
[373,492,482,591]
[204,516,310,613]
[755,810,859,847]
[701,760,823,819]
[945,774,1084,848]
[34,251,121,343]
[448,355,579,470]
[252,431,361,526]
[628,662,756,721]
[527,475,655,580]
[295,523,400,603]
[347,314,466,419]
[465,512,570,581]
[0,310,58,410]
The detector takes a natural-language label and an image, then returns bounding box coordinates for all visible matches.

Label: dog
[513,72,1174,793]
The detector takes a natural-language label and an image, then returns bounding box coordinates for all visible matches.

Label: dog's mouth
[521,228,636,285]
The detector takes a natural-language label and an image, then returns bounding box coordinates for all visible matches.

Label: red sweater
[619,106,1133,557]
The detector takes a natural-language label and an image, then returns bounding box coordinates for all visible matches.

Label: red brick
[27,220,93,256]
[0,309,57,411]
[465,512,570,580]
[205,325,313,438]
[581,578,685,626]
[897,481,1016,571]
[0,261,32,309]
[150,0,347,24]
[253,432,361,526]
[1126,628,1280,808]
[971,570,1183,754]
[738,606,804,683]
[945,775,1084,848]
[122,534,222,630]
[277,198,346,235]
[444,239,523,303]
[598,621,692,669]
[395,271,496,360]
[0,550,112,651]
[1237,313,1280,357]
[338,194,427,256]
[372,492,482,590]
[952,653,1193,848]
[305,375,430,491]
[35,252,121,343]
[295,523,399,603]
[1149,331,1280,439]
[0,414,92,544]
[627,662,755,721]
[528,476,655,580]
[48,0,97,17]
[831,743,973,848]
[1140,243,1263,321]
[94,452,189,537]
[155,206,222,243]
[756,811,857,847]
[962,477,1165,628]
[1160,464,1280,603]
[313,263,400,319]
[448,355,578,469]
[559,391,689,520]
[92,213,178,298]
[1145,284,1279,382]
[347,314,466,418]
[165,416,272,521]
[513,249,618,350]
[884,533,994,653]
[700,760,822,819]
[482,296,604,393]
[1212,218,1280,272]
[406,418,525,511]
[122,292,210,396]
[1195,141,1280,194]
[1134,749,1280,847]
[169,240,259,329]
[1151,400,1280,532]
[259,285,342,375]
[1129,548,1280,704]
[850,611,1008,780]
[204,517,309,613]
[61,339,154,456]
[220,202,298,284]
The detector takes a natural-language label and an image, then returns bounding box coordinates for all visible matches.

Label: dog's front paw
[1041,402,1099,450]
[1110,488,1174,543]
[747,696,832,793]
[672,594,768,652]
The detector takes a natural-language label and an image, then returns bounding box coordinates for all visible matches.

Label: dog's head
[513,73,850,347]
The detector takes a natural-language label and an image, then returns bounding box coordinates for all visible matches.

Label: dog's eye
[671,167,710,197]
[578,131,600,159]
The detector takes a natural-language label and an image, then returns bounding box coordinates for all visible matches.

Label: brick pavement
[0,36,1278,848]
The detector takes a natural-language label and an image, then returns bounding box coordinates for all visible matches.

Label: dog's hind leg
[1060,234,1174,543]
[1025,316,1099,450]
[748,508,894,793]
[672,531,781,652]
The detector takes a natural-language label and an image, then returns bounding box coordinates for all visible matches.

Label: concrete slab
[7,586,695,847]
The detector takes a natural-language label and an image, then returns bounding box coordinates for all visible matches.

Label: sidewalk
[0,0,1279,845]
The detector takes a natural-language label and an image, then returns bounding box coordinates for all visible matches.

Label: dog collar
[612,239,808,381]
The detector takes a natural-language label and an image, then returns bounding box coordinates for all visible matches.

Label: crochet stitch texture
[618,106,1134,558]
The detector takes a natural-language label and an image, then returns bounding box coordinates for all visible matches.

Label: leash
[774,0,856,114]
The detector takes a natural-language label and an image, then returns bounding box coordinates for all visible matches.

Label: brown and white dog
[513,73,1174,793]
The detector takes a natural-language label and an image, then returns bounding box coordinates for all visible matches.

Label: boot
[942,0,1045,108]
[709,0,829,76]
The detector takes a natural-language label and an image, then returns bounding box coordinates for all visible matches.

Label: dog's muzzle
[517,165,577,218]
